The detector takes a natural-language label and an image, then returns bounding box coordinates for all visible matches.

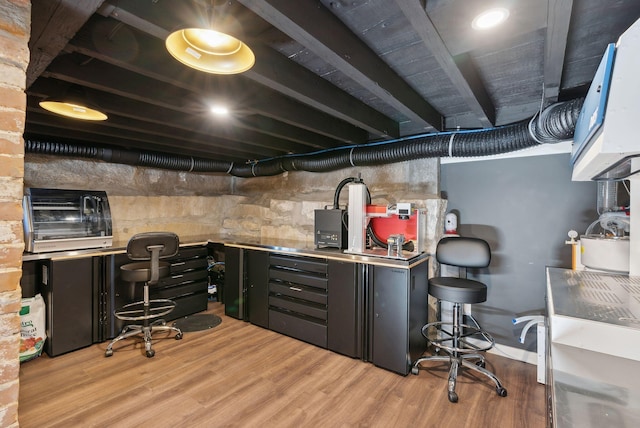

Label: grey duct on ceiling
[25,98,583,178]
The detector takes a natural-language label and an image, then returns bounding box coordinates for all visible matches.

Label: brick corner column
[0,0,31,426]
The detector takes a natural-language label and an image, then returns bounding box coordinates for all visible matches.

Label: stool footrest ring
[114,299,176,321]
[422,321,495,354]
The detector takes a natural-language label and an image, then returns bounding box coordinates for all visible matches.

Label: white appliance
[571,18,640,276]
[571,18,640,182]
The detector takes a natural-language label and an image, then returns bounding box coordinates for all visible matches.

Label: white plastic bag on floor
[19,294,46,362]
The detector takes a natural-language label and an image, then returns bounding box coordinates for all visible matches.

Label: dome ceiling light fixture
[39,85,108,121]
[472,7,510,30]
[165,2,255,75]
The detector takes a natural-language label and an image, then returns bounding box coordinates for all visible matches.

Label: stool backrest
[436,237,490,268]
[126,232,179,260]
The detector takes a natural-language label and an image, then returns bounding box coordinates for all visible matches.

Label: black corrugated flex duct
[25,98,583,178]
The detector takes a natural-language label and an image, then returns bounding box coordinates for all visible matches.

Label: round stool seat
[121,261,170,283]
[429,276,487,304]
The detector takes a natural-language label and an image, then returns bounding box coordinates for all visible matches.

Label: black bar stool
[105,232,183,358]
[412,237,507,403]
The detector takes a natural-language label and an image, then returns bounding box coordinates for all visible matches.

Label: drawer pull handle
[172,274,184,279]
[289,286,302,292]
[173,262,186,266]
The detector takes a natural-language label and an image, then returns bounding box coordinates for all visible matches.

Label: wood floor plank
[18,302,546,427]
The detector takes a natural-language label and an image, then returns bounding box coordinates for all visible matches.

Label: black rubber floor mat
[172,314,222,332]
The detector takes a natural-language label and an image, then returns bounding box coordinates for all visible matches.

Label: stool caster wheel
[448,391,458,403]
[497,387,508,397]
[105,349,113,357]
[175,332,183,340]
[411,366,419,375]
[146,349,155,358]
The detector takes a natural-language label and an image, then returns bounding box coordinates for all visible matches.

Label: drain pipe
[25,98,583,178]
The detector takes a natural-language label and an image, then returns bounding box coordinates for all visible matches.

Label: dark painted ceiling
[25,0,640,164]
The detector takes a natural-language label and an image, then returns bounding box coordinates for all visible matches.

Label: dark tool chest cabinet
[23,243,211,357]
[268,254,329,348]
[224,244,429,375]
[106,244,209,339]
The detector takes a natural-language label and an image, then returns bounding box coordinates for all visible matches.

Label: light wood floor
[19,302,546,428]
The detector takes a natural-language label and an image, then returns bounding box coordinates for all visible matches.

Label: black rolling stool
[412,237,507,403]
[105,232,183,358]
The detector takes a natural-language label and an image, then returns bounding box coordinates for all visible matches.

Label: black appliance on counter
[314,208,347,249]
[23,188,112,253]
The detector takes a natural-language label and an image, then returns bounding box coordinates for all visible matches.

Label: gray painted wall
[441,153,598,351]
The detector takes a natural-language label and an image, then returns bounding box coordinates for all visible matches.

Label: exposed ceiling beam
[63,28,344,149]
[27,0,105,87]
[26,107,268,161]
[395,0,496,127]
[544,0,574,105]
[238,0,444,131]
[28,79,312,156]
[38,52,364,146]
[246,44,399,139]
[61,38,364,146]
[27,105,291,159]
[92,4,383,140]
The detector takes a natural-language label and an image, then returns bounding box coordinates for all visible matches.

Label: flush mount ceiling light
[472,7,510,30]
[39,86,108,121]
[166,24,254,74]
[210,104,230,116]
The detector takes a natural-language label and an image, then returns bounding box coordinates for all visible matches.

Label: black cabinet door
[327,260,364,358]
[20,260,39,298]
[224,246,244,319]
[407,261,429,365]
[42,257,96,357]
[247,250,269,328]
[369,266,410,374]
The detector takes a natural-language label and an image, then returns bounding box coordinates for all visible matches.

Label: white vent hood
[571,17,640,182]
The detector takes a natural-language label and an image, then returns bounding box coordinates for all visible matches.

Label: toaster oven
[23,188,113,253]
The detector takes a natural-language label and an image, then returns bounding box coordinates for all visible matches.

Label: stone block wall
[24,155,446,251]
[0,0,29,426]
[23,154,447,336]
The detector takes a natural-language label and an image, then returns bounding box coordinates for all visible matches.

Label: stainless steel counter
[23,233,429,268]
[224,237,430,268]
[546,267,640,427]
[22,234,217,261]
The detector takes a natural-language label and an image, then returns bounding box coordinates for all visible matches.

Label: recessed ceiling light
[472,8,510,30]
[210,105,230,116]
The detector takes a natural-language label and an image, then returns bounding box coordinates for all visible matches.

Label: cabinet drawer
[269,267,327,289]
[269,309,327,348]
[170,257,207,273]
[269,295,327,320]
[152,280,207,299]
[270,255,327,274]
[169,291,208,320]
[269,282,327,305]
[158,269,208,287]
[172,246,208,260]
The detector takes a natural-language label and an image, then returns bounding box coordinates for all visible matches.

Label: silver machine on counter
[314,176,426,259]
[570,17,640,275]
[346,180,426,259]
[23,188,113,253]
